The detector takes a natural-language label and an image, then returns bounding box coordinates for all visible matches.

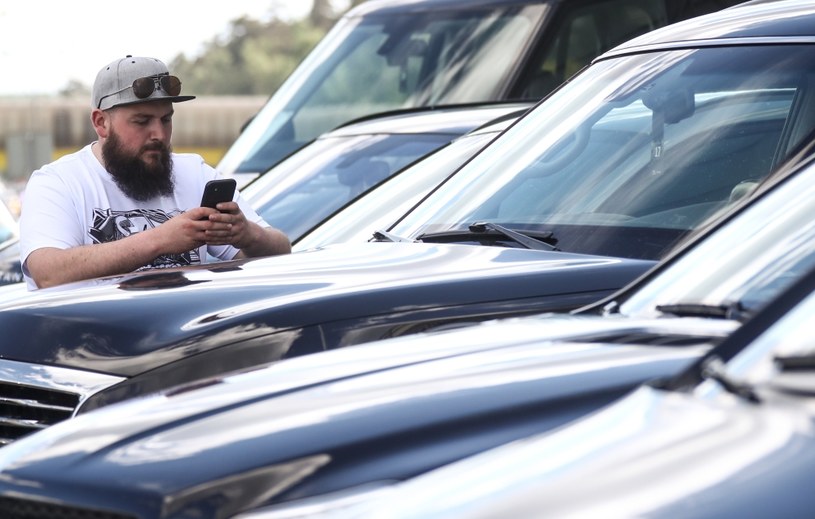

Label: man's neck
[91,141,106,168]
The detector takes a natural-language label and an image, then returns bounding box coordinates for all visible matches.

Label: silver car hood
[334,383,815,519]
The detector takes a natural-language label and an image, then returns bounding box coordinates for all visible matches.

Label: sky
[0,1,322,96]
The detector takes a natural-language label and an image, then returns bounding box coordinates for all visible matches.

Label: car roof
[322,102,533,138]
[605,0,815,58]
[345,0,552,17]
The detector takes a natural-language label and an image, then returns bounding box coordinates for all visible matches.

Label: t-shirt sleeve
[236,190,270,229]
[19,168,87,265]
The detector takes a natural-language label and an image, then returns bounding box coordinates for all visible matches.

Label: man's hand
[199,202,246,246]
[202,202,291,257]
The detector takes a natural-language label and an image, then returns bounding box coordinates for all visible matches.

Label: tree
[310,0,336,29]
[58,80,91,99]
[168,1,367,96]
[61,1,366,97]
[169,14,327,96]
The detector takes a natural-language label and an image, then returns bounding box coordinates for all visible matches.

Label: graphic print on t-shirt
[88,208,200,268]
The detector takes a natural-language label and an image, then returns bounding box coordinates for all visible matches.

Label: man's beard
[102,132,174,202]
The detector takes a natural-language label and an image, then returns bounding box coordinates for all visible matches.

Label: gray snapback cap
[92,55,195,110]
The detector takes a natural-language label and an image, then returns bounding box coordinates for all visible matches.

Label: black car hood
[0,314,735,517]
[0,242,653,376]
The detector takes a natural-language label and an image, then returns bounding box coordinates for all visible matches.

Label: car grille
[0,496,136,519]
[0,381,79,446]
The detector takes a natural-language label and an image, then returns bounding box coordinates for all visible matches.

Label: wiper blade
[371,230,413,243]
[773,355,815,371]
[766,355,815,396]
[417,222,558,251]
[701,356,760,404]
[656,301,751,322]
[469,221,558,250]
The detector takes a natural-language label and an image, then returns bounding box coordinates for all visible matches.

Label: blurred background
[0,0,364,216]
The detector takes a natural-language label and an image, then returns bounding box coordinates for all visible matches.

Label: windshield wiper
[417,222,558,251]
[773,355,815,371]
[469,222,558,251]
[371,230,413,243]
[764,355,815,397]
[656,301,752,322]
[701,356,760,403]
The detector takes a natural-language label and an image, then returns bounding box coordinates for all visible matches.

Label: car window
[391,45,815,261]
[222,5,548,174]
[517,0,668,98]
[244,133,454,240]
[293,130,502,251]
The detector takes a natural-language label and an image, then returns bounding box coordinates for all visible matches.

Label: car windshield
[293,127,507,251]
[391,45,815,261]
[693,262,815,399]
[217,4,548,174]
[242,132,455,240]
[620,154,815,321]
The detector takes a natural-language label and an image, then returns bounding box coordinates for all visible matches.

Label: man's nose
[148,120,170,140]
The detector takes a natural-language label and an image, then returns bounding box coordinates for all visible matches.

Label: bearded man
[19,56,290,290]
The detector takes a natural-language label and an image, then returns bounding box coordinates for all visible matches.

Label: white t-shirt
[19,144,268,290]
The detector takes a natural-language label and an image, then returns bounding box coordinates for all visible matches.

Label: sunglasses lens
[161,75,182,96]
[130,76,182,99]
[132,77,156,99]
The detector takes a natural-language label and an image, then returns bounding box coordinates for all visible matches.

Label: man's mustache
[142,142,168,153]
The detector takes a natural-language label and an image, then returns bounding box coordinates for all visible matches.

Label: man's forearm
[234,223,291,259]
[25,232,163,289]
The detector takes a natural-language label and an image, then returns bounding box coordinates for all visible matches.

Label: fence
[0,95,267,181]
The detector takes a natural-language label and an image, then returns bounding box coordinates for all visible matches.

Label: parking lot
[1,1,814,518]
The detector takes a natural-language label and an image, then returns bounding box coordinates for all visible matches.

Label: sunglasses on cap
[96,74,183,109]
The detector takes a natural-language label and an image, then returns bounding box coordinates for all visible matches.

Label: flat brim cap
[92,55,195,110]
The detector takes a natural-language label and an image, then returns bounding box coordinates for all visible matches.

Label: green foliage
[169,2,360,96]
[169,16,323,96]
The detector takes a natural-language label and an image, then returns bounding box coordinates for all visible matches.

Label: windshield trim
[600,37,815,63]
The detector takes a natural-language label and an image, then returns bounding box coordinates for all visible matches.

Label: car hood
[0,242,653,375]
[356,383,815,519]
[0,314,736,517]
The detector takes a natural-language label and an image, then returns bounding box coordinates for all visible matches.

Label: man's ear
[90,109,110,138]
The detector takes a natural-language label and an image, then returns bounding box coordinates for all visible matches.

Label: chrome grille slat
[0,417,50,429]
[0,381,80,444]
[0,396,75,412]
[0,359,125,446]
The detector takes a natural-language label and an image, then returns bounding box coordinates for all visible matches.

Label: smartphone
[200,179,237,209]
